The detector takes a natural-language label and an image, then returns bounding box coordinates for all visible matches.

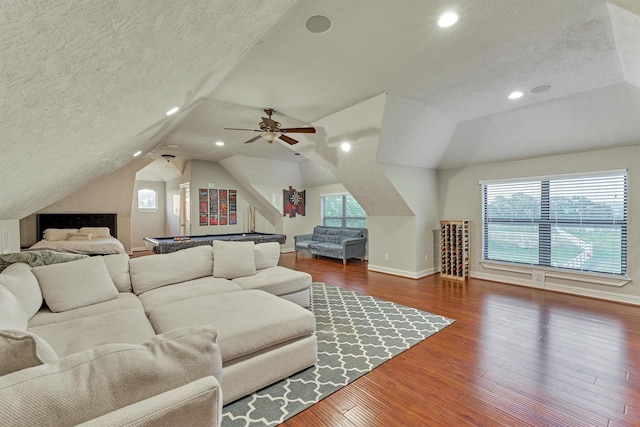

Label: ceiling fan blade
[278,134,298,145]
[280,127,316,134]
[244,136,262,144]
[222,127,263,132]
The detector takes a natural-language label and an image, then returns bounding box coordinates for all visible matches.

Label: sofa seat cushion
[138,277,242,316]
[295,240,314,250]
[309,242,343,254]
[148,290,316,364]
[231,266,311,297]
[29,308,156,357]
[28,292,144,327]
[130,246,214,295]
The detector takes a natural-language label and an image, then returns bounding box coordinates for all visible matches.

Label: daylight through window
[481,170,627,276]
[321,194,365,228]
[137,188,158,211]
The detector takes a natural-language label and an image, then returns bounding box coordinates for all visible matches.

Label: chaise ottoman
[146,289,317,404]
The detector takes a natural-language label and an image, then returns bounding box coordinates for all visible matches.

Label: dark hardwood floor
[278,252,640,427]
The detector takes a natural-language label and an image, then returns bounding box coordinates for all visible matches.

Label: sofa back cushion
[0,263,42,318]
[212,241,256,279]
[313,227,344,244]
[0,330,58,376]
[130,245,214,295]
[0,285,28,330]
[254,242,280,270]
[32,256,119,312]
[102,253,132,292]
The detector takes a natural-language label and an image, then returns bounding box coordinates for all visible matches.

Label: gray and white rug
[222,282,454,427]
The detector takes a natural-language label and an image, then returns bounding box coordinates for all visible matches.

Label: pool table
[143,232,287,254]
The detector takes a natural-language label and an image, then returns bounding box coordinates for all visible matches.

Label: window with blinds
[481,170,627,277]
[321,194,366,228]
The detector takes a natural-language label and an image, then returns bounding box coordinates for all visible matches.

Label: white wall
[0,220,20,253]
[131,180,166,250]
[437,145,640,305]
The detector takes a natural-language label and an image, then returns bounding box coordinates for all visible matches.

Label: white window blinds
[481,170,627,276]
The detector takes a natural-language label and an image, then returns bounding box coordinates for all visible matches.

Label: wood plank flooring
[278,253,640,427]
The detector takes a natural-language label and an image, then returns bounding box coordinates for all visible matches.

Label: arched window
[137,188,158,211]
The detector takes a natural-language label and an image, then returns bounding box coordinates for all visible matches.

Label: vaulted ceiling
[1,0,639,219]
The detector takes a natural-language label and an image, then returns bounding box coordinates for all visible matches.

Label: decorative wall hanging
[283,186,305,218]
[198,188,238,226]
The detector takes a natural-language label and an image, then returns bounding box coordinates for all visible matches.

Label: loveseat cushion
[232,266,311,297]
[102,253,132,292]
[0,329,58,376]
[29,308,156,357]
[137,277,242,316]
[0,326,221,427]
[0,263,42,318]
[32,256,119,312]
[309,242,343,254]
[148,290,315,364]
[213,240,256,279]
[129,245,214,295]
[0,285,28,330]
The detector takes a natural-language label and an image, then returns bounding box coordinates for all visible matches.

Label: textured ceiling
[1,0,640,220]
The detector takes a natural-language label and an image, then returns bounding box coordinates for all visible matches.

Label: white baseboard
[368,264,436,279]
[131,247,148,252]
[472,271,640,306]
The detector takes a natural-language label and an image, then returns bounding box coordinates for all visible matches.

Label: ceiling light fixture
[305,15,332,33]
[215,141,224,146]
[262,132,280,143]
[165,106,179,116]
[508,91,524,100]
[531,84,551,93]
[133,151,142,157]
[341,142,351,152]
[438,11,460,28]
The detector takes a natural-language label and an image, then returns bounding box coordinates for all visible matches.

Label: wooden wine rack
[439,220,469,280]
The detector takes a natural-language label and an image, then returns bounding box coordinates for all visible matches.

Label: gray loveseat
[294,226,367,265]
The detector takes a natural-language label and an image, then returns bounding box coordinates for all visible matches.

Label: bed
[26,213,126,255]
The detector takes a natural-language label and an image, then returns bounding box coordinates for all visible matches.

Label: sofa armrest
[342,237,367,260]
[294,234,313,244]
[0,326,221,427]
[76,376,222,427]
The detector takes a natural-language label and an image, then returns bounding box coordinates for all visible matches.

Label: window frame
[481,170,628,278]
[137,188,158,212]
[320,193,366,228]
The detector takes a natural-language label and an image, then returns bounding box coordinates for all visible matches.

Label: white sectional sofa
[0,241,317,427]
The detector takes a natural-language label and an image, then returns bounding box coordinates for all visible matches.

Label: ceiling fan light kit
[223,108,316,145]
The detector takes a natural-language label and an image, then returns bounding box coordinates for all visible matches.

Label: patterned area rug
[222,282,454,427]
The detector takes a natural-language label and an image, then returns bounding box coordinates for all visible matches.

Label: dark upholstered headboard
[36,213,118,239]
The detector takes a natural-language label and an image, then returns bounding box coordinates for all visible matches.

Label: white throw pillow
[0,263,43,318]
[0,329,58,376]
[0,285,28,330]
[79,227,111,239]
[32,256,118,312]
[212,240,256,279]
[254,242,280,270]
[66,232,92,241]
[43,228,78,241]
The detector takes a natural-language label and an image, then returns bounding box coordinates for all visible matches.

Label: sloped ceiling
[2,1,640,220]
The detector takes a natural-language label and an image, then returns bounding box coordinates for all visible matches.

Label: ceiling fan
[222,108,316,145]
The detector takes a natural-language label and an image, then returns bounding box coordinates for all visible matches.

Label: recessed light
[531,84,551,93]
[215,141,224,146]
[508,91,524,100]
[166,106,179,116]
[133,151,142,157]
[438,11,460,28]
[166,144,178,149]
[305,15,332,33]
[341,142,351,152]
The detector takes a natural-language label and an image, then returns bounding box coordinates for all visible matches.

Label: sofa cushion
[32,256,119,312]
[0,326,221,427]
[309,242,343,254]
[130,245,214,295]
[0,262,42,318]
[232,266,311,297]
[0,329,58,376]
[102,254,132,292]
[0,285,28,330]
[29,308,156,357]
[138,277,241,316]
[254,242,280,270]
[148,290,315,363]
[343,229,363,238]
[212,240,256,279]
[28,293,144,327]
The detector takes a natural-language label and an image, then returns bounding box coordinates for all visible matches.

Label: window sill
[479,261,630,287]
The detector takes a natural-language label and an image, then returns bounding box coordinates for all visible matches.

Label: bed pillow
[66,232,92,241]
[0,285,28,330]
[0,330,58,376]
[43,228,78,241]
[212,240,256,279]
[79,227,112,239]
[0,263,43,318]
[32,257,118,312]
[254,242,280,270]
